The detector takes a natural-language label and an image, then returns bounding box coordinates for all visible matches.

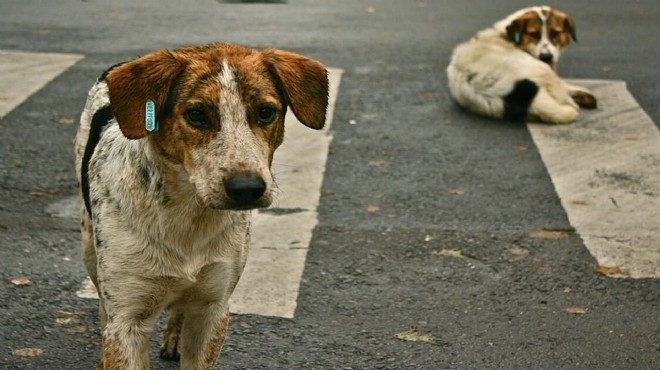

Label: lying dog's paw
[571,91,598,109]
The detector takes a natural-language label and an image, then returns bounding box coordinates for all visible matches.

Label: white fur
[447,6,594,124]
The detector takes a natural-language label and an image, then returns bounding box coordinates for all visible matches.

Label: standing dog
[447,6,597,124]
[75,42,328,369]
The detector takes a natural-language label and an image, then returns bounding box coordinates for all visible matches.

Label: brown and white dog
[74,42,328,369]
[447,6,597,124]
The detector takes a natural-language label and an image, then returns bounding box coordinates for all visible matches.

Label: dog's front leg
[98,276,166,370]
[178,303,231,370]
[101,323,150,370]
[177,260,245,370]
[564,81,598,109]
[160,308,183,361]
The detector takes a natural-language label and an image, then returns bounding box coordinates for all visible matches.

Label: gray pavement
[1,1,659,369]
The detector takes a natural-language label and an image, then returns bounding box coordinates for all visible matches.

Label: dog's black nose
[225,175,266,206]
[539,53,553,65]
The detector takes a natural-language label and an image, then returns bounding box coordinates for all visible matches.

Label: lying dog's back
[448,31,546,121]
[447,6,596,124]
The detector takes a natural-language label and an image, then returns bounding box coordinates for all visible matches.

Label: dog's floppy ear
[263,49,329,130]
[563,15,577,42]
[105,50,184,139]
[506,18,525,45]
[549,9,577,43]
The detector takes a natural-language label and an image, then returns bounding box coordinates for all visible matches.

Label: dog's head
[502,6,577,69]
[104,43,328,210]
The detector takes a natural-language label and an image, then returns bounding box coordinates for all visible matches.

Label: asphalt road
[1,1,659,369]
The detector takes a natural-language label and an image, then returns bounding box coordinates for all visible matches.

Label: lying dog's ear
[564,15,577,42]
[105,50,184,139]
[263,49,329,130]
[506,18,525,45]
[548,9,577,43]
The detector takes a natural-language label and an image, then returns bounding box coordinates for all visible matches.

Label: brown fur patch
[230,56,287,164]
[547,9,576,47]
[262,49,329,130]
[106,50,185,139]
[204,313,231,366]
[506,11,543,47]
[102,333,123,370]
[506,9,576,50]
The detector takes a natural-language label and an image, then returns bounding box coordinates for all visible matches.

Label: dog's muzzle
[539,53,554,65]
[224,175,267,208]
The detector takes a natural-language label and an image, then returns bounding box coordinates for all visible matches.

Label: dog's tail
[503,79,539,122]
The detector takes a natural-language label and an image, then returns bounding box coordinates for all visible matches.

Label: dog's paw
[571,91,598,109]
[159,335,181,361]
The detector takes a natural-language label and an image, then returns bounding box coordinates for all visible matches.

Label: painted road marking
[44,68,343,318]
[0,50,84,118]
[230,67,343,317]
[528,79,660,278]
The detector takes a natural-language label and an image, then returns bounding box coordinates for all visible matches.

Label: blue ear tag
[514,32,521,44]
[145,100,159,132]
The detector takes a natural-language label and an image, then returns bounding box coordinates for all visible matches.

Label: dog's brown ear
[549,9,577,43]
[105,50,184,139]
[506,18,525,45]
[564,15,577,42]
[263,49,329,130]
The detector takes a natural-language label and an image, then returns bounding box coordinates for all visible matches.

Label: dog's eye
[185,108,210,130]
[257,106,277,126]
[550,30,560,39]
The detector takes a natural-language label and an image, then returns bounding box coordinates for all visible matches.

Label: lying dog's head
[501,6,576,69]
[104,43,328,210]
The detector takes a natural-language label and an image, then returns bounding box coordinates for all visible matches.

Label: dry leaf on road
[594,265,624,276]
[13,348,44,357]
[367,205,380,212]
[65,326,88,334]
[58,116,75,124]
[394,326,435,343]
[56,317,75,325]
[29,191,50,197]
[565,307,588,315]
[434,249,465,258]
[509,247,529,262]
[529,229,574,240]
[11,278,31,286]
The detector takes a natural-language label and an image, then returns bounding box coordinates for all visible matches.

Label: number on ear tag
[145,100,159,132]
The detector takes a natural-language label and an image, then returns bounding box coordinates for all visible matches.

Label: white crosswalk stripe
[3,48,656,316]
[230,68,343,317]
[0,50,83,118]
[528,79,660,278]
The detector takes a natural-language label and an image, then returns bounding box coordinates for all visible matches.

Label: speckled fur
[75,42,328,369]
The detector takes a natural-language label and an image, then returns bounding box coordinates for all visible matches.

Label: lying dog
[74,42,328,369]
[447,6,597,124]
